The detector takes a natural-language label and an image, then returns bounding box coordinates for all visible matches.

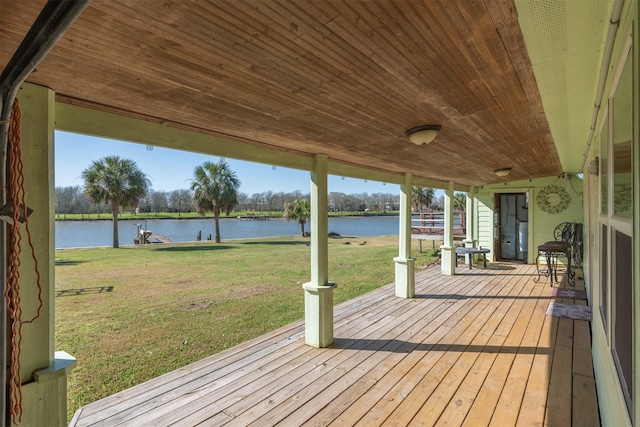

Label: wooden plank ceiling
[0,0,562,186]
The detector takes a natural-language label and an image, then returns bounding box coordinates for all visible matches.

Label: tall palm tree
[283,199,311,237]
[454,192,467,211]
[190,160,241,243]
[412,186,435,212]
[82,156,150,248]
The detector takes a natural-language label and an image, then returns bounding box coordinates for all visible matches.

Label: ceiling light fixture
[494,168,512,177]
[405,125,441,145]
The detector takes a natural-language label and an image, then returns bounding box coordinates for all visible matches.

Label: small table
[535,242,572,286]
[455,247,490,269]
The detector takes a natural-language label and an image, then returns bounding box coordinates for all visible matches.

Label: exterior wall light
[405,125,441,145]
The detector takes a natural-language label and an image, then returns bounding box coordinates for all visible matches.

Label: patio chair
[535,222,576,286]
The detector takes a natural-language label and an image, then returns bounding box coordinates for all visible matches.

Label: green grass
[55,236,438,419]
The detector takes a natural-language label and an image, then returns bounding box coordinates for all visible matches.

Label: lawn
[55,235,438,419]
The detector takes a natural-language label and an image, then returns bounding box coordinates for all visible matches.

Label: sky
[55,131,400,196]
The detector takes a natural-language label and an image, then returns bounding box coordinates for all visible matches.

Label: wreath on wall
[536,184,571,214]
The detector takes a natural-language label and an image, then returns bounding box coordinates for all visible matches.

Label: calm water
[55,216,403,249]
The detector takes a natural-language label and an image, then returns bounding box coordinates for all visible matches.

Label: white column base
[440,245,456,276]
[463,239,477,265]
[394,257,416,298]
[302,281,336,348]
[21,351,76,427]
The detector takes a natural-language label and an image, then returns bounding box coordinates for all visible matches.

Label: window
[613,231,633,411]
[600,117,609,215]
[612,54,632,218]
[599,224,608,331]
[607,43,633,417]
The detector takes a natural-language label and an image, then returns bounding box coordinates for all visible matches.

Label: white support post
[303,154,335,348]
[464,186,477,265]
[15,83,75,427]
[394,173,415,298]
[441,181,456,275]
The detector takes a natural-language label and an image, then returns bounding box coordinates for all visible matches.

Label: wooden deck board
[70,263,600,427]
[432,274,531,427]
[389,274,535,426]
[460,273,541,426]
[325,275,519,427]
[337,278,513,426]
[487,284,550,426]
[231,276,492,426]
[571,292,600,427]
[121,298,423,425]
[516,311,559,426]
[171,275,471,426]
[353,274,520,427]
[293,290,497,425]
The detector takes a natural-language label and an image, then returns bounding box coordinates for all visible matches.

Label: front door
[495,193,528,261]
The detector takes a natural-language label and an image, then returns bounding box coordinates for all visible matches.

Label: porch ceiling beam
[56,102,472,192]
[328,163,469,192]
[412,176,470,193]
[55,102,315,172]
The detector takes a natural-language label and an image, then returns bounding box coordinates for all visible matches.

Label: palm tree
[82,156,150,248]
[412,186,435,212]
[190,160,241,243]
[283,199,311,237]
[454,192,467,211]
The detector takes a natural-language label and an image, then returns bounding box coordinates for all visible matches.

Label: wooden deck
[69,263,599,426]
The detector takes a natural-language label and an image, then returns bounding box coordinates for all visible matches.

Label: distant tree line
[55,186,470,218]
[54,186,410,217]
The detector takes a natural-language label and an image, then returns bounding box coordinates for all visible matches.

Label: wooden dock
[145,234,172,244]
[69,263,599,426]
[236,213,271,221]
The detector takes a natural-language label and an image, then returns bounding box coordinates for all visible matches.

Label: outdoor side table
[455,247,490,269]
[535,241,571,286]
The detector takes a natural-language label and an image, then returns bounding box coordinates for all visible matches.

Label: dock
[145,234,172,244]
[236,214,270,221]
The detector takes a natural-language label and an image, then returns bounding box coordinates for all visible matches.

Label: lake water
[55,216,403,248]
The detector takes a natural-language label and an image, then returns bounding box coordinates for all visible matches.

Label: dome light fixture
[405,125,441,145]
[494,167,512,177]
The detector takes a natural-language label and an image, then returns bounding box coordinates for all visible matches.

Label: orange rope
[5,97,43,425]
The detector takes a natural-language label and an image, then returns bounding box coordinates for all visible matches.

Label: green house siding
[475,177,583,265]
[581,1,638,424]
[475,198,494,258]
[530,182,584,257]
